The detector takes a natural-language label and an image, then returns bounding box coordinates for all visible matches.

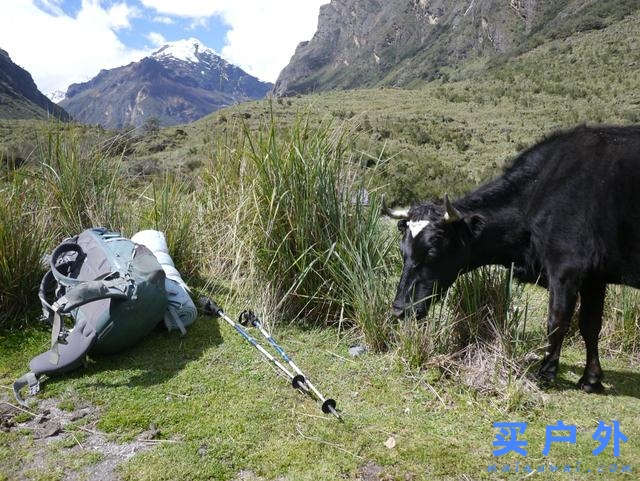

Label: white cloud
[146,32,167,47]
[140,0,328,82]
[188,16,209,30]
[153,15,174,24]
[34,0,65,16]
[0,0,150,96]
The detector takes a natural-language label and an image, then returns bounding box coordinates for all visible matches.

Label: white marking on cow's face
[390,208,410,218]
[408,220,430,238]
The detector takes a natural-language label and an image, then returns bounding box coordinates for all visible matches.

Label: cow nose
[391,305,405,318]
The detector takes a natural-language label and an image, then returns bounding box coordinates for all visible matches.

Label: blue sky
[34,0,231,52]
[1,0,327,95]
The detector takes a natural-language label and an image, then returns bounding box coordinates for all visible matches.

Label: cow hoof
[578,377,604,394]
[537,361,558,385]
[537,368,557,386]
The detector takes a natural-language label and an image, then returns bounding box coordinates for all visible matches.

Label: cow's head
[386,195,484,319]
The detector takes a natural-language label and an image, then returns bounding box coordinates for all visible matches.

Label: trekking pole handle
[239,310,259,327]
[199,297,223,317]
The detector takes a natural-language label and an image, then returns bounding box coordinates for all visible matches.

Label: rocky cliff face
[274,0,637,96]
[0,48,70,121]
[60,39,273,129]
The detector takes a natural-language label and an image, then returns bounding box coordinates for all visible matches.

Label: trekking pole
[239,310,341,421]
[199,298,308,393]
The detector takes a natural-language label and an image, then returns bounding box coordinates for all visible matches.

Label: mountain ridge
[0,47,70,121]
[274,0,640,96]
[59,38,273,129]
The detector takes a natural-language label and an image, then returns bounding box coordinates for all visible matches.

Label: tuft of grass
[449,266,528,354]
[0,179,50,329]
[248,116,393,327]
[136,173,201,283]
[393,297,457,371]
[326,219,396,351]
[602,285,640,359]
[394,266,543,406]
[38,131,127,234]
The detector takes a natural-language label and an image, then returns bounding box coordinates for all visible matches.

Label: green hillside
[132,10,640,204]
[3,11,639,205]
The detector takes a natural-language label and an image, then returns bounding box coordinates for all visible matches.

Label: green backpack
[14,228,168,405]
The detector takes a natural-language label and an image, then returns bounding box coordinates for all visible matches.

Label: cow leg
[538,275,579,383]
[577,279,606,393]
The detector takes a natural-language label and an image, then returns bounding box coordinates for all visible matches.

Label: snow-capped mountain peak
[59,36,273,129]
[47,90,67,104]
[151,38,216,63]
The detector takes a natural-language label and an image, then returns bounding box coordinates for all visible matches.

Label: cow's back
[522,126,640,285]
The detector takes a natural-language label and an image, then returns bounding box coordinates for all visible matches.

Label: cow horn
[382,196,409,220]
[443,194,462,222]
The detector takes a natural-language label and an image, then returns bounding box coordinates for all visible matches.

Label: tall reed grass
[136,174,200,282]
[0,178,51,328]
[602,285,640,359]
[38,132,126,234]
[246,119,394,330]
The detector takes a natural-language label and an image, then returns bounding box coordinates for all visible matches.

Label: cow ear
[464,214,485,238]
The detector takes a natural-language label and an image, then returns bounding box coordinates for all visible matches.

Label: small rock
[0,417,15,432]
[35,421,62,439]
[524,352,542,363]
[358,461,383,481]
[348,345,367,357]
[197,443,208,457]
[384,436,396,449]
[69,410,88,422]
[138,423,160,441]
[36,414,50,424]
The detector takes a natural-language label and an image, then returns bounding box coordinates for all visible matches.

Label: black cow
[386,125,640,393]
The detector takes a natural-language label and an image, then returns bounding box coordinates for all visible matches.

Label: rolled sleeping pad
[131,230,197,334]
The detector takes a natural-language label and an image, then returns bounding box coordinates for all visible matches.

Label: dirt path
[1,393,156,481]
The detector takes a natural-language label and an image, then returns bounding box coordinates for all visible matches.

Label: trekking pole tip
[321,398,342,420]
[292,374,309,392]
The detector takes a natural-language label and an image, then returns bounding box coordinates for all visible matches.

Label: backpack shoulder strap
[48,277,133,364]
[13,372,40,406]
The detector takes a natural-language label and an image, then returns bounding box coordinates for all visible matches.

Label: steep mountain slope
[59,39,272,129]
[0,48,70,121]
[274,0,640,96]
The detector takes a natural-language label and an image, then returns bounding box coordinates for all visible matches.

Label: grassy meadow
[1,11,640,481]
